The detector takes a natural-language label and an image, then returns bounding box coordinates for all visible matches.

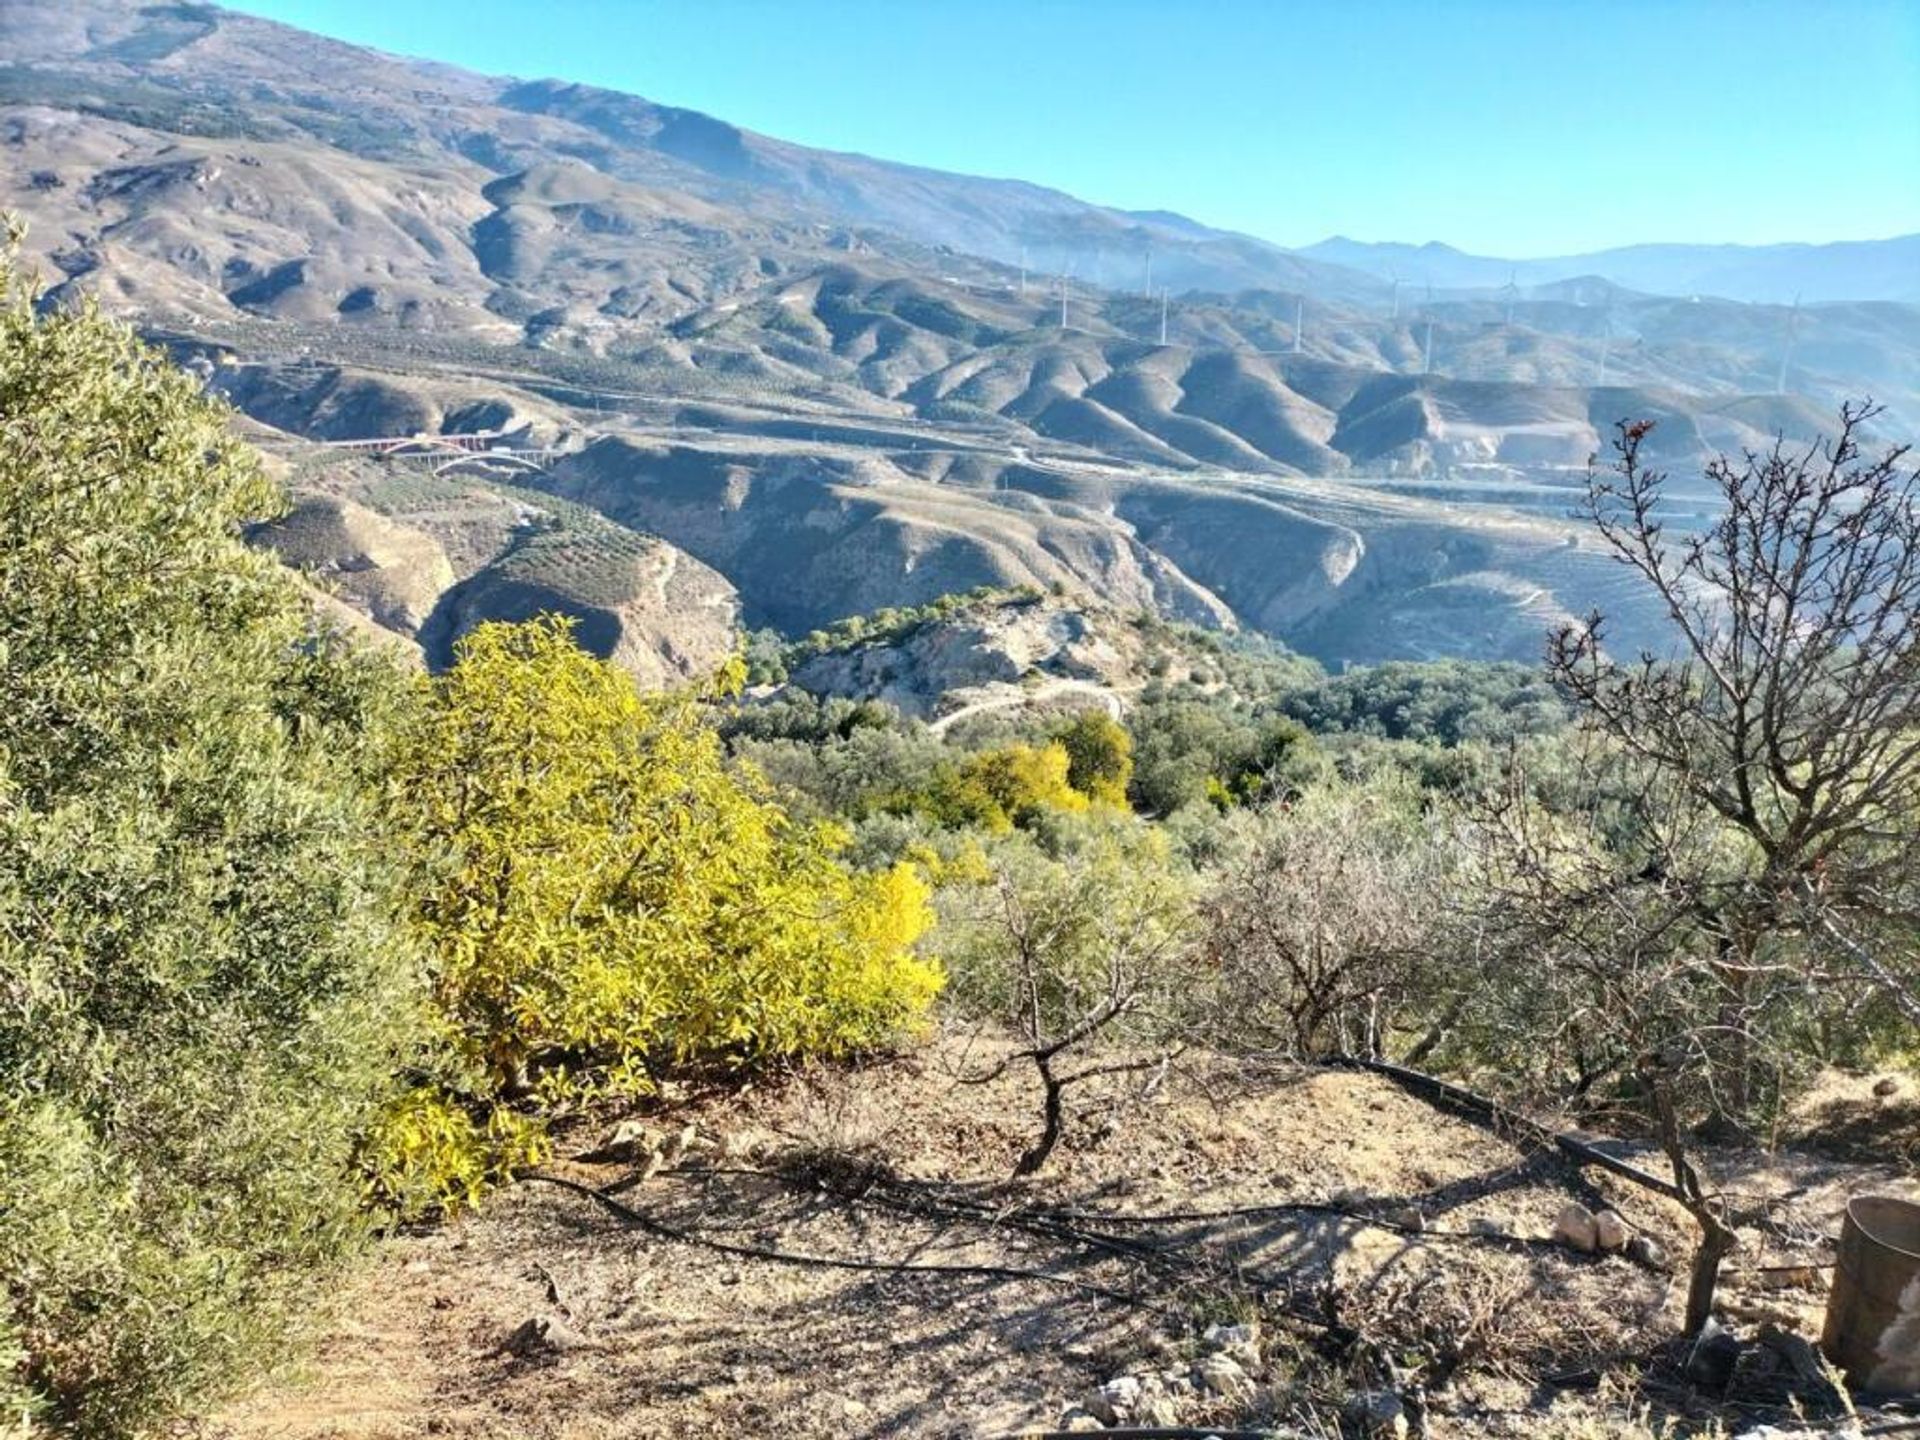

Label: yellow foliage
[360,1089,549,1221]
[921,741,1090,831]
[1054,710,1134,808]
[397,616,941,1109]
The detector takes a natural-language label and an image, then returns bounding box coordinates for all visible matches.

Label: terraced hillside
[257,454,740,683]
[4,0,1914,675]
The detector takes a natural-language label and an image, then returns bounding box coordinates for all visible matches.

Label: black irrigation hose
[519,1171,1172,1314]
[726,1161,1569,1258]
[1325,1055,1687,1202]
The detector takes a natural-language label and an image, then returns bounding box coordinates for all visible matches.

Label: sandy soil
[199,1036,1917,1440]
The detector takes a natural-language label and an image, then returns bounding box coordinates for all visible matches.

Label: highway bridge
[290,428,568,476]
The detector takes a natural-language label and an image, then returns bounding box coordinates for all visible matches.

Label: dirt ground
[201,1034,1918,1440]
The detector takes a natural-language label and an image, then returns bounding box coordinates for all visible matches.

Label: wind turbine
[1143,244,1153,297]
[1775,292,1802,395]
[1421,281,1439,373]
[1388,269,1402,322]
[1293,295,1304,355]
[1018,243,1028,297]
[1596,294,1615,387]
[1502,268,1520,327]
[1159,287,1170,345]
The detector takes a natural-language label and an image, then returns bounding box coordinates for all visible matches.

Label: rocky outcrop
[788,596,1148,723]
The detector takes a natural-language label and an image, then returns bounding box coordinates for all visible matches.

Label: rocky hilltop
[784,591,1154,726]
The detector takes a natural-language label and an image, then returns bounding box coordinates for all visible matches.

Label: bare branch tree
[1470,403,1920,1333]
[1551,403,1920,1062]
[1199,775,1466,1061]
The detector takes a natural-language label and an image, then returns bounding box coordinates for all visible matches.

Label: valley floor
[201,1036,1915,1440]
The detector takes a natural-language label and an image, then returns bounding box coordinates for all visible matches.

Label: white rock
[1136,1394,1181,1426]
[1593,1209,1629,1252]
[1627,1233,1668,1268]
[1344,1389,1410,1439]
[1202,1320,1261,1362]
[603,1119,655,1162]
[498,1314,588,1357]
[1196,1352,1254,1399]
[1083,1375,1142,1425]
[1554,1201,1599,1253]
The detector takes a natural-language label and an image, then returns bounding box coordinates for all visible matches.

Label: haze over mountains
[4,0,1916,680]
[1299,234,1920,307]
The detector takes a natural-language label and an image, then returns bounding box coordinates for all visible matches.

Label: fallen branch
[518,1171,1169,1313]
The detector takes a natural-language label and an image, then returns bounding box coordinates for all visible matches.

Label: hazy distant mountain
[1297,235,1920,305]
[2,0,1915,674]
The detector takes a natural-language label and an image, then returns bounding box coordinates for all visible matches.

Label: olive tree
[1198,774,1469,1061]
[0,232,420,1433]
[939,820,1195,1175]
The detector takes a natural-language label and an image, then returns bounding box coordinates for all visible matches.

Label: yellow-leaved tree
[370,617,939,1213]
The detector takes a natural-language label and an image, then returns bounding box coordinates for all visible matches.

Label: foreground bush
[385,617,941,1190]
[0,245,419,1434]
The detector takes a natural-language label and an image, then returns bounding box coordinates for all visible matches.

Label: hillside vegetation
[3,242,1919,1440]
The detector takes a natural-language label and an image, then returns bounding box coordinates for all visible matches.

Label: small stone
[602,1119,655,1162]
[1554,1201,1599,1253]
[1344,1388,1410,1439]
[1468,1216,1506,1237]
[1201,1320,1261,1362]
[657,1122,698,1166]
[1083,1375,1142,1425]
[1387,1205,1426,1233]
[498,1314,586,1357]
[1874,1076,1900,1098]
[1626,1234,1668,1268]
[1331,1185,1370,1211]
[1195,1352,1254,1399]
[1136,1395,1181,1426]
[1593,1209,1629,1252]
[1056,1407,1103,1433]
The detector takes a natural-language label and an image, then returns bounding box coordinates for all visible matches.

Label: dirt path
[928,678,1125,736]
[199,1039,1911,1440]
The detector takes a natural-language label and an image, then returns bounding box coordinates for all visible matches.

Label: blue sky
[236,0,1920,257]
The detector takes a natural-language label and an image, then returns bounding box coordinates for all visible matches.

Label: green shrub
[0,238,420,1435]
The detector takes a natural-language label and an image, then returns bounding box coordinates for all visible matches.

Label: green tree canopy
[0,239,419,1435]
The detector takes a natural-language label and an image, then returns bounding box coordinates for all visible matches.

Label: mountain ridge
[3,0,1915,678]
